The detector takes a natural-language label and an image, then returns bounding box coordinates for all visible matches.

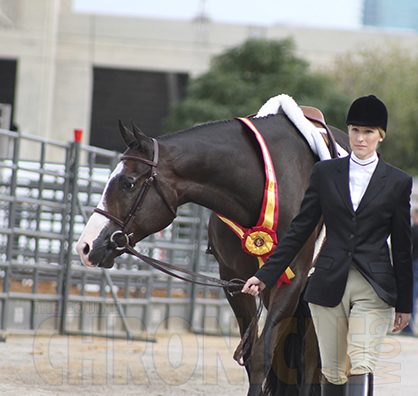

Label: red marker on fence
[74,128,83,142]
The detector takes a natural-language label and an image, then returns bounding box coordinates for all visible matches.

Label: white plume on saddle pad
[255,94,348,159]
[256,94,349,271]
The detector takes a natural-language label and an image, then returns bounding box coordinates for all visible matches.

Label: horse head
[76,121,178,268]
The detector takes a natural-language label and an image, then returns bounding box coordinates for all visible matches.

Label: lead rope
[124,244,244,294]
[233,289,264,366]
[125,242,263,367]
[96,135,262,366]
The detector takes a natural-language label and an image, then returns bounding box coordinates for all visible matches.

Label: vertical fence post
[60,129,82,334]
[2,133,20,331]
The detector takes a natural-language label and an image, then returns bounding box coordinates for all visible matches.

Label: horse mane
[122,115,278,152]
[158,113,279,140]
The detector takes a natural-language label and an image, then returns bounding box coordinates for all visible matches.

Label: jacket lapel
[356,156,387,213]
[334,156,355,214]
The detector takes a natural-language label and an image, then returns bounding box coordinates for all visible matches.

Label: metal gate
[0,128,239,338]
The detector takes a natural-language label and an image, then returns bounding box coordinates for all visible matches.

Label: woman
[242,95,413,396]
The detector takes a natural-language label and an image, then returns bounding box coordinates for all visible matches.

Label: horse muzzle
[76,242,116,269]
[76,230,130,268]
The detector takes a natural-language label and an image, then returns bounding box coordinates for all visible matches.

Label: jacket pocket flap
[368,261,393,274]
[315,256,334,270]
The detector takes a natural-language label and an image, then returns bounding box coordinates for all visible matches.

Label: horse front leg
[247,244,321,396]
[208,215,262,381]
[246,281,302,396]
[257,287,320,396]
[224,287,263,375]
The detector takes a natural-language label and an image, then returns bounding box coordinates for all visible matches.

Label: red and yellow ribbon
[218,118,295,288]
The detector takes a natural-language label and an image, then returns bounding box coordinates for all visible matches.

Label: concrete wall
[1,0,418,153]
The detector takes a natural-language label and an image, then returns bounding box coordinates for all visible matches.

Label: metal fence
[0,128,239,338]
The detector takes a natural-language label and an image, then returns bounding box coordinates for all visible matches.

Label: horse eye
[122,180,135,190]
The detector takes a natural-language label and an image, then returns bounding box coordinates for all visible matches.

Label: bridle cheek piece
[94,138,177,252]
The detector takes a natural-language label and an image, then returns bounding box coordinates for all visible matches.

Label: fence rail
[0,129,239,338]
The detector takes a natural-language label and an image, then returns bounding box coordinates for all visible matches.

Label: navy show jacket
[255,155,413,313]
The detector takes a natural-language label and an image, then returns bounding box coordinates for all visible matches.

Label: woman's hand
[241,276,266,296]
[392,312,411,332]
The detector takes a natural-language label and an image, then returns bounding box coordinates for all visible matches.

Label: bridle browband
[94,138,177,251]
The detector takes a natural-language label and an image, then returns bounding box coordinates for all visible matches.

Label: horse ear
[130,121,154,153]
[131,121,147,143]
[119,119,136,146]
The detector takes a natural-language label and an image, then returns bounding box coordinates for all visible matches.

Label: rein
[124,239,262,367]
[93,138,247,295]
[124,244,245,295]
[91,132,266,369]
[124,233,263,367]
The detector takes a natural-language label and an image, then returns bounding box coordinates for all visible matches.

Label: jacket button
[352,216,357,222]
[349,234,355,239]
[348,252,353,257]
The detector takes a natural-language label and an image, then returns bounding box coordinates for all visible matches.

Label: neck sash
[218,117,295,288]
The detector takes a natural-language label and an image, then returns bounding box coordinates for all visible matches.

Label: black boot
[321,378,346,396]
[346,373,373,396]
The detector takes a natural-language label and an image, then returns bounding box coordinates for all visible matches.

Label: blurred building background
[363,0,418,31]
[1,0,418,157]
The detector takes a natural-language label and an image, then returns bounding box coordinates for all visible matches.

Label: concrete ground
[0,332,416,395]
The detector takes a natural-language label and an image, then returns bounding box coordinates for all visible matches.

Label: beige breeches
[309,265,394,385]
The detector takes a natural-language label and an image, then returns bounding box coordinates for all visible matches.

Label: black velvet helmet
[346,95,388,132]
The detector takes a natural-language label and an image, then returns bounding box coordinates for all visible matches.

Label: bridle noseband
[94,138,177,251]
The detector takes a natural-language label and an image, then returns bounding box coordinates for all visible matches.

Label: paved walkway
[374,333,418,396]
[0,332,416,395]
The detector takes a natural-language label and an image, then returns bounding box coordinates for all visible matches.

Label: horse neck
[160,120,266,228]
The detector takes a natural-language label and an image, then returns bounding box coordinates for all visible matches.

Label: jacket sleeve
[390,176,413,313]
[255,162,323,289]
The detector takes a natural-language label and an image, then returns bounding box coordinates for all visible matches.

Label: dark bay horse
[76,111,350,396]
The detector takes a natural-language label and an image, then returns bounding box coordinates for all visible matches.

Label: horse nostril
[82,243,90,256]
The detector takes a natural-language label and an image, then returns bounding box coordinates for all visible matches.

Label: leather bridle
[91,137,252,306]
[89,136,260,357]
[94,138,177,251]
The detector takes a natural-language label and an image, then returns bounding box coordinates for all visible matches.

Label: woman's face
[348,125,382,160]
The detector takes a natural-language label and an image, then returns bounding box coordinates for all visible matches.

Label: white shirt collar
[350,152,378,167]
[349,152,378,211]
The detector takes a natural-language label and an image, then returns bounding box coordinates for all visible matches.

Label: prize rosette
[242,226,278,259]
